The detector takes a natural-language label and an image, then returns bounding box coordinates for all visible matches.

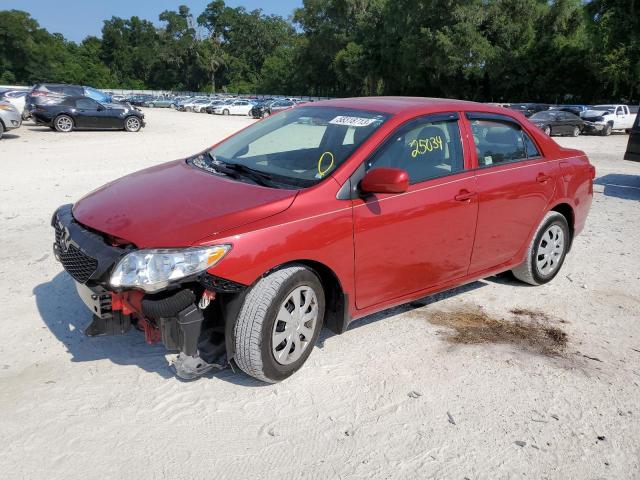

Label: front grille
[55,222,98,283]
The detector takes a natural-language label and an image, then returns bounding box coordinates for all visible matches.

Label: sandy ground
[1,108,639,480]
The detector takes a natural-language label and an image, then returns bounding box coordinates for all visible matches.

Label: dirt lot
[1,108,639,479]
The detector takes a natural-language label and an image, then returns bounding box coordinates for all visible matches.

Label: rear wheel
[602,123,612,136]
[234,265,325,383]
[148,103,155,108]
[54,115,74,133]
[543,125,551,136]
[223,109,230,115]
[124,116,141,132]
[0,122,4,139]
[512,211,570,286]
[571,126,580,137]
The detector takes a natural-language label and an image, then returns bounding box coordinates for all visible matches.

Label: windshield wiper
[202,153,276,187]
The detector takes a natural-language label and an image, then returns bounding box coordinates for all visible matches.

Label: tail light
[30,91,49,97]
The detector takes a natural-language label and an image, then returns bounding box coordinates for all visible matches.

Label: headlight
[110,245,231,292]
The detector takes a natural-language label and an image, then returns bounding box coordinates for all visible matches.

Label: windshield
[530,112,553,120]
[85,87,111,103]
[190,106,389,188]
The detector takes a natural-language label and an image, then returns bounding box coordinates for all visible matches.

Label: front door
[465,113,557,273]
[74,98,102,128]
[353,113,478,309]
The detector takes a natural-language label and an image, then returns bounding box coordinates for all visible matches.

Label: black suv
[26,83,113,113]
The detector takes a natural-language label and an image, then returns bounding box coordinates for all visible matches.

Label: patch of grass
[425,306,567,355]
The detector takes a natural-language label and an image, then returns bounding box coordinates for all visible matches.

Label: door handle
[536,173,551,183]
[454,190,476,202]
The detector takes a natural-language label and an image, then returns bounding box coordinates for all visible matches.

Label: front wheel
[512,211,570,286]
[54,115,74,133]
[571,126,580,137]
[223,109,230,115]
[148,103,154,108]
[602,123,612,136]
[234,265,325,383]
[543,125,551,136]
[124,116,142,132]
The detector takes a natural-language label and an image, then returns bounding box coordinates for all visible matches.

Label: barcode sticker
[329,116,376,127]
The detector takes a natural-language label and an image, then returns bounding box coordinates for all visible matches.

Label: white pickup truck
[582,104,635,136]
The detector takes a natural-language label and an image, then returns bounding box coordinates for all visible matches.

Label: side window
[616,106,624,115]
[469,119,539,167]
[76,98,98,109]
[366,117,463,184]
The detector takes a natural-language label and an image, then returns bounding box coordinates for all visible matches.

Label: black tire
[124,116,142,132]
[543,125,551,136]
[0,122,4,140]
[53,114,74,133]
[512,211,570,286]
[602,123,612,136]
[234,265,325,383]
[148,103,155,108]
[571,126,580,137]
[223,109,230,115]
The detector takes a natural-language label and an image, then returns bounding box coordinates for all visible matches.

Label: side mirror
[360,168,409,195]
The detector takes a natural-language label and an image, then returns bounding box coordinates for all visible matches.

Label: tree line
[0,0,638,103]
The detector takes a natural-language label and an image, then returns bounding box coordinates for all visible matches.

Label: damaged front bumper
[582,121,606,133]
[52,204,245,376]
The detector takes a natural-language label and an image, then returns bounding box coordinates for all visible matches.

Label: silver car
[0,101,22,139]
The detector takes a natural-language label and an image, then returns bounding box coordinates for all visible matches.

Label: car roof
[308,96,509,116]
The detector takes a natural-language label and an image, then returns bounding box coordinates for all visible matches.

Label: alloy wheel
[271,286,319,365]
[126,117,140,131]
[56,116,73,132]
[536,224,564,276]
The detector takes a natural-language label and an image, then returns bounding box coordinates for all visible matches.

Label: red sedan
[52,97,595,382]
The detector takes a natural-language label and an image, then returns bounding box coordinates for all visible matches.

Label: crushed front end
[52,204,246,379]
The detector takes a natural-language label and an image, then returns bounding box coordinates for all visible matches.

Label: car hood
[72,159,298,248]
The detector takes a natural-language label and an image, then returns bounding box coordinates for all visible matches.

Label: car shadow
[34,272,175,379]
[317,280,488,347]
[594,174,640,201]
[0,133,20,139]
[35,273,493,385]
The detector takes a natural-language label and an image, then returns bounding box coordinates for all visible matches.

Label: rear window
[470,119,540,167]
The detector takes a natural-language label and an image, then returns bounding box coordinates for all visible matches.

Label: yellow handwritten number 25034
[410,136,443,158]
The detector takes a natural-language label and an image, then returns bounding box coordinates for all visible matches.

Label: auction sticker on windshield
[329,116,377,127]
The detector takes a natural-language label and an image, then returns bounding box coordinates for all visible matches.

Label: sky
[1,0,303,42]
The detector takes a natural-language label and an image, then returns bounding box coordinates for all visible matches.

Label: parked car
[127,95,154,107]
[624,109,640,162]
[204,100,229,114]
[529,110,584,136]
[26,83,113,112]
[249,100,274,118]
[212,99,253,115]
[582,104,635,135]
[32,96,144,132]
[0,100,22,139]
[177,98,209,112]
[267,99,296,115]
[508,103,549,117]
[192,99,219,113]
[51,97,594,382]
[144,96,176,108]
[0,89,29,119]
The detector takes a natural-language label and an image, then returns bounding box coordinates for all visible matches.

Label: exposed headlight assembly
[110,245,231,292]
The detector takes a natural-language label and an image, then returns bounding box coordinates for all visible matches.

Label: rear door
[353,113,478,309]
[465,113,557,274]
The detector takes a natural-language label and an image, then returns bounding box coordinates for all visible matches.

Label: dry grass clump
[425,306,567,355]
